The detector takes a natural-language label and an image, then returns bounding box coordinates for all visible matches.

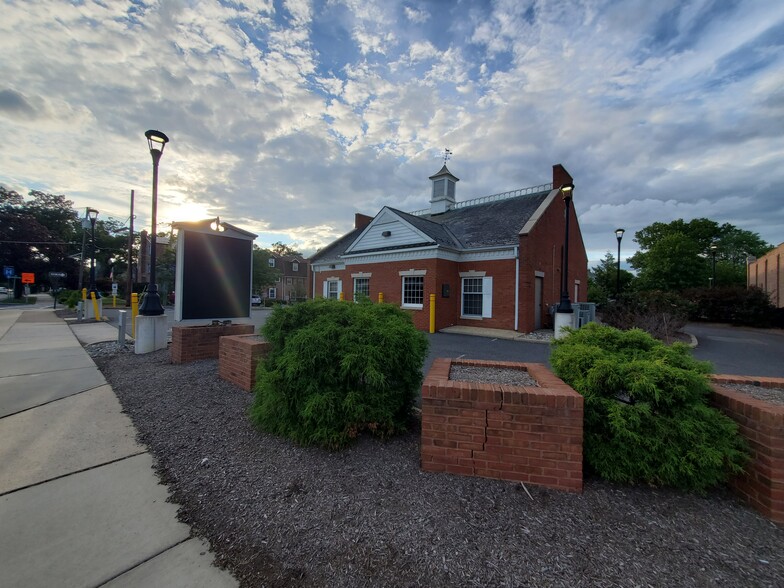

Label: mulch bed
[89,344,784,587]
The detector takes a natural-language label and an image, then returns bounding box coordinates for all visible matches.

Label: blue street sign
[3,266,13,278]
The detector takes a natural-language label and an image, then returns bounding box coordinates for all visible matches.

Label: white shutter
[482,277,493,318]
[338,280,343,295]
[322,280,328,297]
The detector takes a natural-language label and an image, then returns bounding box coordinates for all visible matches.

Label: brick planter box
[219,334,271,392]
[171,324,254,364]
[710,375,784,524]
[421,358,584,492]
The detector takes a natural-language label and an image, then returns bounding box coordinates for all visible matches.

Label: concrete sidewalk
[0,308,237,587]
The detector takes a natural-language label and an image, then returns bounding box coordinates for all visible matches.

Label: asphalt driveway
[684,322,784,377]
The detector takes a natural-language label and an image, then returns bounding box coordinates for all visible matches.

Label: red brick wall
[747,243,783,308]
[519,193,589,333]
[171,324,254,364]
[710,375,784,524]
[421,358,583,492]
[218,334,270,392]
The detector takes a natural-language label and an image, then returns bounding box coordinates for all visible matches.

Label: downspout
[514,245,520,332]
[312,266,316,299]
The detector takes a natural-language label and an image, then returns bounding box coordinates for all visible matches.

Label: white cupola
[429,164,459,215]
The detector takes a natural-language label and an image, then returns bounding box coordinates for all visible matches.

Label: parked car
[251,294,262,307]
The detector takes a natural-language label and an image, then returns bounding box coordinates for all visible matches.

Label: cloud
[0,0,782,262]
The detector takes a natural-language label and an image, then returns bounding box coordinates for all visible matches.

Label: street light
[615,228,625,298]
[710,244,718,288]
[87,208,101,300]
[138,129,169,316]
[557,183,575,314]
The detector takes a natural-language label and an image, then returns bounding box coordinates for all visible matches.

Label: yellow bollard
[90,291,101,321]
[378,292,384,303]
[429,293,436,334]
[131,293,139,338]
[339,291,344,301]
[112,295,116,308]
[82,288,87,300]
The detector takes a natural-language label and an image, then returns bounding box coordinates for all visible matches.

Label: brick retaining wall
[711,375,784,524]
[171,324,254,364]
[219,334,270,392]
[421,358,583,492]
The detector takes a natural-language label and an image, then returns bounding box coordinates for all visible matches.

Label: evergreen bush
[250,298,429,449]
[551,323,748,492]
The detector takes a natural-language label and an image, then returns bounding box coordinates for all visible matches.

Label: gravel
[89,343,784,588]
[722,384,784,406]
[450,365,538,387]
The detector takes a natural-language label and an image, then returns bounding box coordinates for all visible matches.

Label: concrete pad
[104,538,238,588]
[69,321,131,345]
[0,385,143,494]
[0,347,95,377]
[0,366,106,417]
[0,453,190,588]
[0,309,21,339]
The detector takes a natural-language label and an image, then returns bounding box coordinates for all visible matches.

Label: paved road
[685,323,784,377]
[425,332,551,375]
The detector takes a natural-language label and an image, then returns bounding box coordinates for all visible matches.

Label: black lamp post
[557,183,575,313]
[615,228,625,298]
[138,129,169,316]
[87,208,101,299]
[710,244,718,288]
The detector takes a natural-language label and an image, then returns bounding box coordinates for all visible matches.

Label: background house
[265,253,309,303]
[310,163,588,333]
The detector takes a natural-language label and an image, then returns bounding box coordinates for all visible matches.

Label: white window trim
[292,262,299,272]
[459,270,486,278]
[268,287,277,298]
[460,276,493,319]
[323,279,342,300]
[351,272,372,278]
[401,275,424,310]
[353,276,370,301]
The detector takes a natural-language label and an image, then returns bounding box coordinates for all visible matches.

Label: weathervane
[443,148,452,165]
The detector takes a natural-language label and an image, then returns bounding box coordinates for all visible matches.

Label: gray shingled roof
[311,190,550,262]
[397,190,550,248]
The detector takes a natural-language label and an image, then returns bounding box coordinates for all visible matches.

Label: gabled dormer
[429,165,459,215]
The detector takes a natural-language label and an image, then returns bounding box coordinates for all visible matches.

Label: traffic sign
[111,283,118,295]
[21,272,35,284]
[3,266,13,278]
[49,272,66,278]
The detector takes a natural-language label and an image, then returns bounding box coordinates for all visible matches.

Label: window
[325,280,340,300]
[268,287,277,299]
[354,277,370,301]
[268,257,275,268]
[402,276,424,308]
[462,278,483,316]
[461,276,493,318]
[292,261,299,272]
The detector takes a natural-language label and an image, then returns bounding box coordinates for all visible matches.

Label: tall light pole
[87,208,100,299]
[138,129,169,316]
[554,183,575,338]
[615,228,625,298]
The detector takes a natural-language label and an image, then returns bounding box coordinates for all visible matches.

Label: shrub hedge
[250,298,429,449]
[551,323,748,492]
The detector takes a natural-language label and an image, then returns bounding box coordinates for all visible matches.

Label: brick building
[748,242,783,308]
[310,163,588,333]
[265,253,309,303]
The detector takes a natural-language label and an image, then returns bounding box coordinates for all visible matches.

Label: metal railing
[408,183,553,216]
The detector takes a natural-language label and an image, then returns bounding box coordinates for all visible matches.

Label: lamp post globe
[87,208,101,300]
[615,228,625,298]
[138,129,169,316]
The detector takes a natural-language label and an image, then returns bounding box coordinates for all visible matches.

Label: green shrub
[683,286,776,327]
[551,323,748,492]
[600,291,693,342]
[250,298,429,449]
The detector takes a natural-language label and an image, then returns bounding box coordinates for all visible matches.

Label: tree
[270,241,302,257]
[252,245,279,294]
[588,252,635,304]
[630,218,771,291]
[0,187,81,291]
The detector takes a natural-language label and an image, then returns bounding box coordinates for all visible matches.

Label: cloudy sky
[1,0,782,266]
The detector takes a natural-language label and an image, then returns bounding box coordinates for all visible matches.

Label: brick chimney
[355,213,373,230]
[552,164,573,190]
